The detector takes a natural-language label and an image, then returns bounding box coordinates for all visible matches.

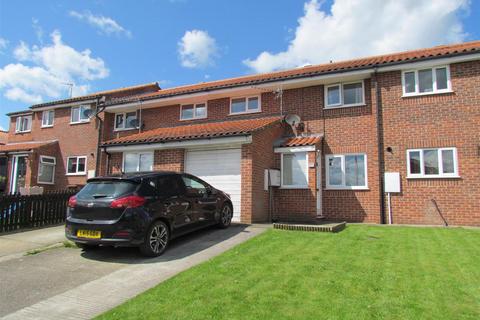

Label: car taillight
[68,196,77,208]
[110,196,146,209]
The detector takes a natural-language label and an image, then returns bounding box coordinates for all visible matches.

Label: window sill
[280,186,310,190]
[114,127,139,132]
[37,181,55,185]
[407,175,460,179]
[15,131,31,134]
[325,187,369,191]
[70,121,90,125]
[41,125,54,129]
[402,90,453,98]
[66,173,87,176]
[324,103,366,110]
[179,116,208,122]
[228,110,262,116]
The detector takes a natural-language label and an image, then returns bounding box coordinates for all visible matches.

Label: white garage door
[185,149,242,222]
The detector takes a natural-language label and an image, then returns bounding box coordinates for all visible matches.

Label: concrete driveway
[0,224,268,320]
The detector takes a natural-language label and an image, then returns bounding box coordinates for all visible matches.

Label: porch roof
[0,140,58,154]
[102,116,282,147]
[278,135,323,147]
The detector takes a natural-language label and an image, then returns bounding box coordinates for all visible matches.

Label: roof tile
[280,136,322,147]
[103,116,282,146]
[0,140,58,153]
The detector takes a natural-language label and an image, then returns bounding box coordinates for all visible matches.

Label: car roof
[87,171,180,183]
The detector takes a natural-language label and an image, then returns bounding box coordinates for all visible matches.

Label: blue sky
[0,0,479,130]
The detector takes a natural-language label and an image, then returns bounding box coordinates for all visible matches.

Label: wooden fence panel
[0,191,77,233]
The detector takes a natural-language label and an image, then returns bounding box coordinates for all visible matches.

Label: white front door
[316,151,323,217]
[185,149,242,222]
[10,155,28,194]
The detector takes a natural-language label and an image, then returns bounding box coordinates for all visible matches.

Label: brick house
[0,83,159,194]
[2,41,479,226]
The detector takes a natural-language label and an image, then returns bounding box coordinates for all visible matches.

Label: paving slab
[0,225,66,261]
[1,224,269,320]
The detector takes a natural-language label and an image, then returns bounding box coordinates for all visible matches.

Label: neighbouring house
[0,130,7,192]
[2,41,479,226]
[0,83,160,194]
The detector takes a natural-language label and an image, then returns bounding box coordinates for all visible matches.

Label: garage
[185,149,242,222]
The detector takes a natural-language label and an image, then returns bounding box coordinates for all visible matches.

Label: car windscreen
[76,181,139,200]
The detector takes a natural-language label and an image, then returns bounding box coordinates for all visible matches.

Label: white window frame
[406,147,459,179]
[66,156,87,176]
[41,110,55,128]
[114,111,139,131]
[37,156,56,185]
[180,103,208,121]
[15,115,32,133]
[402,65,452,97]
[280,151,309,189]
[70,105,91,124]
[229,95,261,115]
[324,80,365,109]
[122,152,154,173]
[325,153,368,190]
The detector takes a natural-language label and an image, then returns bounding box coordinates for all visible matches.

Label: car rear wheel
[140,220,170,257]
[217,204,233,229]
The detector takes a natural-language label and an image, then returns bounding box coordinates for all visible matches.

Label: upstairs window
[67,156,87,175]
[326,154,368,189]
[230,96,260,114]
[71,105,91,124]
[15,115,32,133]
[115,112,138,130]
[38,156,56,184]
[181,103,207,120]
[402,66,451,96]
[325,81,365,108]
[407,148,458,178]
[42,110,54,128]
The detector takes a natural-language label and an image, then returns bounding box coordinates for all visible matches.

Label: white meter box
[384,172,401,193]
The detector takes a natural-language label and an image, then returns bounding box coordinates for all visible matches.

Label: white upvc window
[15,115,32,133]
[324,80,365,108]
[326,154,368,190]
[407,147,458,178]
[123,152,154,173]
[402,66,451,96]
[71,105,91,124]
[280,152,309,188]
[115,111,139,131]
[180,103,207,120]
[230,96,261,115]
[38,156,56,184]
[41,110,55,128]
[66,156,87,175]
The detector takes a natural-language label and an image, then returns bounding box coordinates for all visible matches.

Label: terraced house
[2,41,479,226]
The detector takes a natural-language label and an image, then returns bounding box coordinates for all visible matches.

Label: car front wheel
[140,220,170,257]
[217,204,233,229]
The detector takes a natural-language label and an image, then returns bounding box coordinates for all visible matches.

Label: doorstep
[273,221,346,233]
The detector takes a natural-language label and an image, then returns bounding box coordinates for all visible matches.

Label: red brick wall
[379,60,480,226]
[105,149,185,175]
[8,106,101,189]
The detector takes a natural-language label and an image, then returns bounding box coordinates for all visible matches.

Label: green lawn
[97,225,480,320]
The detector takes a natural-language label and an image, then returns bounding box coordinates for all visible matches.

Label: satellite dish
[284,114,302,137]
[82,108,93,119]
[99,96,107,105]
[284,114,301,126]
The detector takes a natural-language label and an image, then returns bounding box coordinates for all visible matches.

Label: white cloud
[0,30,109,104]
[178,30,218,68]
[32,18,44,44]
[244,0,470,73]
[69,10,132,38]
[0,37,8,53]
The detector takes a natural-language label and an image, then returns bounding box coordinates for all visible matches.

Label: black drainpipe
[374,68,386,224]
[94,97,106,177]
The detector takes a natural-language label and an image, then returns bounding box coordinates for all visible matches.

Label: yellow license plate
[77,230,101,239]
